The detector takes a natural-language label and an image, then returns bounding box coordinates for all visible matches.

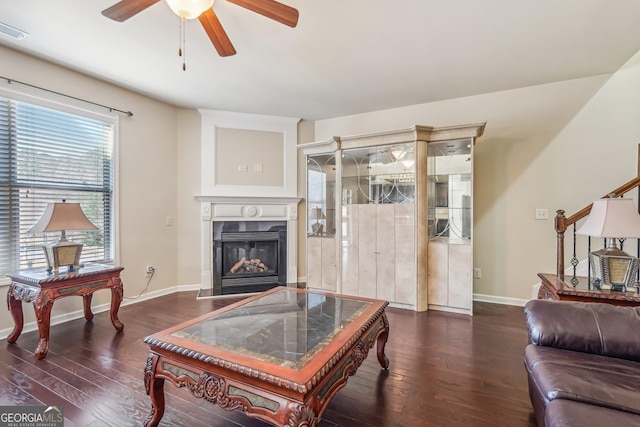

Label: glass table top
[560,275,640,295]
[171,288,371,369]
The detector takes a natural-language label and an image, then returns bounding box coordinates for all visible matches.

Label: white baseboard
[388,301,416,311]
[428,304,473,315]
[0,283,202,341]
[473,293,530,307]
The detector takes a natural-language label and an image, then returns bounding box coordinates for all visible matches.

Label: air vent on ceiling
[0,22,28,40]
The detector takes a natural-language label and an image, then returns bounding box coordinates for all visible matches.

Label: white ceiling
[2,0,640,120]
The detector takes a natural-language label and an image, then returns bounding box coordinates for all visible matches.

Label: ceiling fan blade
[226,0,299,28]
[102,0,161,22]
[199,9,237,57]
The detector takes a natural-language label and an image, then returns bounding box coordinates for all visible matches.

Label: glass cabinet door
[427,139,473,243]
[339,142,416,302]
[307,154,336,237]
[341,142,415,205]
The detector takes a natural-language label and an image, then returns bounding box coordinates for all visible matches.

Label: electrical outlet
[145,266,155,276]
[473,268,481,279]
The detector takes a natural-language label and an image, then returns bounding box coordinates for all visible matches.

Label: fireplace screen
[222,238,278,277]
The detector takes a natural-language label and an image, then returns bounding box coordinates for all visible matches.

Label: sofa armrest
[524,299,640,362]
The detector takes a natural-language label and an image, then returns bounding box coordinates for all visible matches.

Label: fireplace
[195,111,301,298]
[213,221,287,295]
[195,196,302,298]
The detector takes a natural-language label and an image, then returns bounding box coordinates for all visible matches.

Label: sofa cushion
[545,399,640,427]
[525,300,640,362]
[525,345,640,414]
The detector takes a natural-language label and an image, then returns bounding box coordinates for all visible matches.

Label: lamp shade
[27,202,97,234]
[309,208,326,221]
[165,0,214,19]
[576,198,640,238]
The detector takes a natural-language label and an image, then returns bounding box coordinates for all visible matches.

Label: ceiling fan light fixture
[165,0,214,20]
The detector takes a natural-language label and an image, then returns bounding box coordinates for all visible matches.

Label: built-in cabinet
[341,200,416,304]
[304,142,338,292]
[306,237,336,291]
[426,139,474,313]
[300,124,485,313]
[340,142,416,306]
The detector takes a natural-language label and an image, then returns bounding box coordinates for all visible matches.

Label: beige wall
[0,46,179,336]
[296,120,316,279]
[313,51,640,302]
[176,108,202,286]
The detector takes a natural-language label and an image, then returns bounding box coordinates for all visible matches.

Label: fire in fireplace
[213,221,286,295]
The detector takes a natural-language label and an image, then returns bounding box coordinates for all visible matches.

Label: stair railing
[555,176,640,278]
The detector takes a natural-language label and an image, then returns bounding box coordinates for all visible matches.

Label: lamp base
[43,239,83,274]
[311,222,323,236]
[589,247,639,292]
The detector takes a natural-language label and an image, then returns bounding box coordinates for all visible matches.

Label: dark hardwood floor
[1,291,537,427]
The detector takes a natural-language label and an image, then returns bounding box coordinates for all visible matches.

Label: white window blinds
[0,96,114,278]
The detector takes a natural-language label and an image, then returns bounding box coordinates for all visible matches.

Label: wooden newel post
[555,210,566,277]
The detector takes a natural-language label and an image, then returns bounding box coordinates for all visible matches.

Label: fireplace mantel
[196,195,302,297]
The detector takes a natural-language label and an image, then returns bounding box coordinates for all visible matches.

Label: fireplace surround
[196,196,301,298]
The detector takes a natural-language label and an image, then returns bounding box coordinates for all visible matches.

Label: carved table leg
[83,294,94,321]
[376,313,390,369]
[6,285,24,344]
[144,353,165,427]
[284,403,319,427]
[110,277,124,332]
[33,289,54,359]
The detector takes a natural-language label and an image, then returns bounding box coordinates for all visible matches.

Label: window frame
[0,86,119,285]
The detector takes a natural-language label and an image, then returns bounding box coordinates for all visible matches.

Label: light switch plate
[535,209,549,220]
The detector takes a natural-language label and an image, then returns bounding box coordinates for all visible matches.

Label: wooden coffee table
[143,287,390,427]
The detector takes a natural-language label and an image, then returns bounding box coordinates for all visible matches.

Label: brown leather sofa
[524,299,640,427]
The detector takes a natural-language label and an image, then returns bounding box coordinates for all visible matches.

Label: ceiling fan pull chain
[177,17,187,71]
[182,17,187,71]
[183,23,187,71]
[178,16,182,57]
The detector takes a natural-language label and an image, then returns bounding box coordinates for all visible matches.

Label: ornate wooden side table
[538,273,640,306]
[6,263,125,359]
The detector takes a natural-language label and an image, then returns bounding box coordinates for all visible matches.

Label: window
[0,94,115,281]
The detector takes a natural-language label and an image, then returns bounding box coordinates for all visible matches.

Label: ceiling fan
[102,0,299,57]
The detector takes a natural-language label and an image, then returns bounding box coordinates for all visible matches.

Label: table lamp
[576,197,640,291]
[27,200,98,273]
